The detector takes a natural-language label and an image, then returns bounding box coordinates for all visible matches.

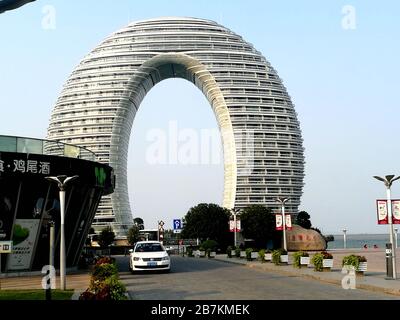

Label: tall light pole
[395,228,398,249]
[45,175,79,290]
[276,197,289,251]
[342,228,347,249]
[373,174,400,280]
[230,208,241,248]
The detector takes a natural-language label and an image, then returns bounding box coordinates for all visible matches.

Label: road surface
[116,255,398,300]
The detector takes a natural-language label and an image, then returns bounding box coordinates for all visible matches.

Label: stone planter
[322,258,333,270]
[240,251,246,258]
[265,253,272,261]
[300,256,310,266]
[209,251,216,258]
[280,255,289,264]
[231,250,236,257]
[199,251,205,257]
[251,252,258,260]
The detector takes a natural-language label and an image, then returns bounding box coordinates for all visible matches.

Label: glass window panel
[0,136,17,152]
[17,138,43,154]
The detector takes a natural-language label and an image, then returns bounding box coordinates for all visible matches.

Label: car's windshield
[135,243,164,252]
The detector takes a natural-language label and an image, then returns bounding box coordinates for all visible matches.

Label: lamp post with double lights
[230,208,241,248]
[373,174,400,280]
[45,175,79,290]
[276,197,290,251]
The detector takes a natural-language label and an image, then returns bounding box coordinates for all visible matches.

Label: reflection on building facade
[0,135,114,272]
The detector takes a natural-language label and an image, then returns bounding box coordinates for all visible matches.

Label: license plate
[147,261,157,267]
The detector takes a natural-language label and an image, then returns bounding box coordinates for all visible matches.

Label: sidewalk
[0,271,90,299]
[214,249,400,297]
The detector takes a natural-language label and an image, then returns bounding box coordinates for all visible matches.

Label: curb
[215,257,400,297]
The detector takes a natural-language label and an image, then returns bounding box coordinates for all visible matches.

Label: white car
[129,241,170,273]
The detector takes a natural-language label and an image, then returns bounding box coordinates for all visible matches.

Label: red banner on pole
[285,214,292,231]
[377,200,389,224]
[229,220,241,232]
[275,214,283,230]
[391,200,400,224]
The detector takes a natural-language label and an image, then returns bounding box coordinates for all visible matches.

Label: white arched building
[47,17,305,238]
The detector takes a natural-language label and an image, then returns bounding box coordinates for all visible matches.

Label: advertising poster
[6,219,40,270]
[275,214,283,230]
[391,200,400,224]
[376,200,388,225]
[285,214,292,230]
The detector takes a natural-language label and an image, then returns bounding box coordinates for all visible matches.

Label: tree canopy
[295,211,312,229]
[133,217,144,230]
[98,226,115,247]
[127,225,140,245]
[181,203,232,248]
[240,205,279,248]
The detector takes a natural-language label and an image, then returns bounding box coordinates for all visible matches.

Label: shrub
[103,276,127,300]
[187,247,194,257]
[95,256,115,266]
[321,251,333,259]
[245,248,253,261]
[235,247,241,258]
[201,239,218,251]
[311,253,324,271]
[342,255,367,270]
[293,251,309,268]
[258,249,265,263]
[272,249,281,265]
[226,246,233,258]
[91,263,118,281]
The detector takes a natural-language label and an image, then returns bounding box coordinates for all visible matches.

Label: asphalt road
[116,255,398,300]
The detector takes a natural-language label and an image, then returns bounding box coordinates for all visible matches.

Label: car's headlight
[133,257,141,261]
[162,256,170,261]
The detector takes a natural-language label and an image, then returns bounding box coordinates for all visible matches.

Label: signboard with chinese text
[229,220,241,232]
[285,214,292,231]
[376,200,389,224]
[275,215,283,231]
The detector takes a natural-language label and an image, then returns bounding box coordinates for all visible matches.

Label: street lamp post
[276,197,289,251]
[395,228,398,249]
[342,228,347,249]
[45,175,79,290]
[230,208,241,248]
[373,174,400,280]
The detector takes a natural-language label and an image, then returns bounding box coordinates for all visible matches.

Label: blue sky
[1,0,400,234]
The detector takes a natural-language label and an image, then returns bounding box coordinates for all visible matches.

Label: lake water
[327,233,399,250]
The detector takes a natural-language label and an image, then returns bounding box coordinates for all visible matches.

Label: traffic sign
[173,219,182,230]
[0,241,12,253]
[173,229,182,234]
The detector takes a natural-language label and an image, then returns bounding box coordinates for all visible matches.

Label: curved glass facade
[47,17,305,237]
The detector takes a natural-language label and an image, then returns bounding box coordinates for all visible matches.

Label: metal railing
[0,135,96,161]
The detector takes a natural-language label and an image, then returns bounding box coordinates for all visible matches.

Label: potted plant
[264,249,272,262]
[258,249,266,263]
[311,253,324,272]
[240,249,246,259]
[198,246,206,257]
[293,251,309,268]
[251,250,259,260]
[322,251,333,270]
[272,249,288,265]
[235,247,241,258]
[245,248,253,261]
[280,250,289,264]
[226,246,233,258]
[187,247,194,257]
[342,255,367,274]
[272,249,281,265]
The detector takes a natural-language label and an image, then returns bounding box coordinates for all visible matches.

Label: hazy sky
[1,1,399,234]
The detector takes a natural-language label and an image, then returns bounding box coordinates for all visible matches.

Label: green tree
[296,211,312,229]
[181,203,232,249]
[127,225,140,245]
[240,205,278,248]
[133,217,144,230]
[98,226,115,247]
